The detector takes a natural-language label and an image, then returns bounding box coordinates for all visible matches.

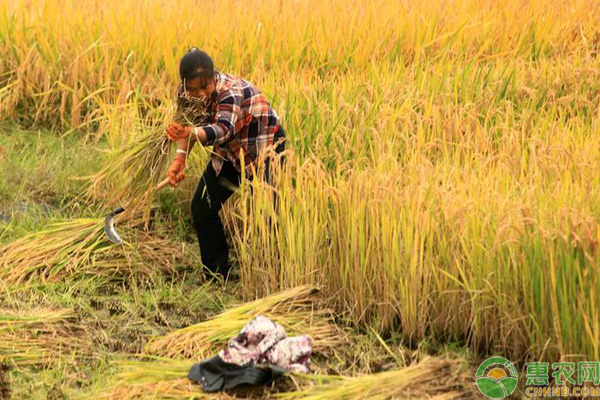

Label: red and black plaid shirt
[178,71,281,177]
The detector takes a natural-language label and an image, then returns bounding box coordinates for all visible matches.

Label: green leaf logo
[476,357,518,399]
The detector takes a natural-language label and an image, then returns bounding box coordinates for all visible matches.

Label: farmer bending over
[164,48,285,280]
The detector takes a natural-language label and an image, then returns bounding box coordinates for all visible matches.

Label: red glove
[167,153,186,187]
[166,122,192,141]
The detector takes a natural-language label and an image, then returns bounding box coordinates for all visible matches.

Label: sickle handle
[156,177,171,191]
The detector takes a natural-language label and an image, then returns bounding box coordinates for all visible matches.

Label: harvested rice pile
[0,218,191,284]
[0,308,84,367]
[90,359,250,400]
[144,285,345,359]
[276,357,475,400]
[92,357,474,400]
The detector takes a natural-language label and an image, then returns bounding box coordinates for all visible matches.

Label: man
[165,48,285,280]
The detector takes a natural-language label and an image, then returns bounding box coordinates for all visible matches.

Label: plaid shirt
[178,71,281,177]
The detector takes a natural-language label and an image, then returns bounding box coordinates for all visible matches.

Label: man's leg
[191,161,239,277]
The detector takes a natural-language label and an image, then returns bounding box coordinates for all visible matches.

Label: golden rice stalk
[0,308,74,332]
[85,127,171,222]
[145,286,345,359]
[174,96,213,128]
[0,308,84,367]
[0,217,185,284]
[98,358,197,400]
[276,357,473,400]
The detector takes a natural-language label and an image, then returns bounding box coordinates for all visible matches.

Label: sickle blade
[103,207,126,245]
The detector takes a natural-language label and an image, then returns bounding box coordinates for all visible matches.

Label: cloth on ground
[188,315,312,393]
[187,355,286,393]
[218,315,312,373]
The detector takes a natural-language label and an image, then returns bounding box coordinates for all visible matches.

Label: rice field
[1,0,599,397]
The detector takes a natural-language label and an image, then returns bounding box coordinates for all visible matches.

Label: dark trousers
[191,126,285,276]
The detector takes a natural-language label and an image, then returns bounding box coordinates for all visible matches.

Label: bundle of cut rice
[144,285,345,359]
[85,127,172,222]
[0,217,188,284]
[276,357,474,400]
[90,357,288,400]
[0,308,84,367]
[85,95,212,222]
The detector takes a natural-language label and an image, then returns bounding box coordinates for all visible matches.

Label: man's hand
[167,153,186,187]
[166,122,192,141]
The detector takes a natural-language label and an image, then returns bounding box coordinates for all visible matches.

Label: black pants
[191,126,285,276]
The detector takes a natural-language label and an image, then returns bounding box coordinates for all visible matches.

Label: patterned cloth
[266,336,313,373]
[218,315,312,373]
[177,71,281,177]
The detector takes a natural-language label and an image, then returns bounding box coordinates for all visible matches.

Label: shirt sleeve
[202,89,242,146]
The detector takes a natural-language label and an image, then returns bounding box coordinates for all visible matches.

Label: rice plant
[84,126,172,223]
